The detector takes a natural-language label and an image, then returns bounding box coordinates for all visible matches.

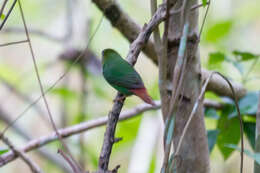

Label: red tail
[130,88,155,106]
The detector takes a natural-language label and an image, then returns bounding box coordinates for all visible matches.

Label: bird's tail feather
[130,88,156,106]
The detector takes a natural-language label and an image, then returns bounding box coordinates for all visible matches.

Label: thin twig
[0,101,160,166]
[172,72,244,173]
[0,0,17,30]
[15,1,82,172]
[1,134,42,173]
[1,12,104,140]
[199,0,210,38]
[215,72,244,173]
[150,0,168,117]
[0,77,47,117]
[79,64,88,169]
[2,0,73,42]
[58,149,79,173]
[0,107,71,173]
[2,27,67,42]
[0,0,9,17]
[0,39,28,47]
[171,2,210,14]
[242,56,260,84]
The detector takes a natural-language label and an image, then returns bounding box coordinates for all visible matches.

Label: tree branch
[0,102,160,167]
[92,0,247,99]
[1,135,43,173]
[97,4,169,171]
[0,107,72,173]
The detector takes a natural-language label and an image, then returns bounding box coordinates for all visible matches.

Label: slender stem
[17,1,82,172]
[1,135,43,173]
[0,39,28,47]
[0,0,17,30]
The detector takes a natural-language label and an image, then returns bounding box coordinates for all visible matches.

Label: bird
[102,48,155,106]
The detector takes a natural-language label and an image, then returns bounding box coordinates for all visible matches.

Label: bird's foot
[113,96,125,103]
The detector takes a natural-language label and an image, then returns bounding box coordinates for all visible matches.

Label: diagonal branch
[0,102,160,167]
[0,99,228,167]
[0,0,17,30]
[15,1,82,172]
[97,6,168,170]
[1,135,42,173]
[0,107,72,173]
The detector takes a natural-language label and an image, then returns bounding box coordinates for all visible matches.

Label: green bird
[102,49,155,105]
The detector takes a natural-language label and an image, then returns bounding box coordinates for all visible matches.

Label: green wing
[102,51,144,93]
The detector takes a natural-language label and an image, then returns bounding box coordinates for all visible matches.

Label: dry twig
[1,135,42,173]
[0,0,17,30]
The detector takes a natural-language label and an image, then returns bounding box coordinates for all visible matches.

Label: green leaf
[0,149,9,155]
[205,20,233,43]
[217,105,241,159]
[51,87,78,101]
[115,115,142,147]
[208,52,226,67]
[205,108,219,119]
[233,50,259,61]
[0,14,5,20]
[239,92,259,115]
[244,122,255,150]
[207,130,219,153]
[225,144,260,164]
[72,113,88,124]
[229,92,259,118]
[148,153,156,173]
[202,0,207,7]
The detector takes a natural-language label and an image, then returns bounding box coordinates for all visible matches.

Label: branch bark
[167,0,209,172]
[97,7,168,171]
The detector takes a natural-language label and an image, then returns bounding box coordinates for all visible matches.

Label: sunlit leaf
[115,115,142,148]
[217,105,241,159]
[72,113,88,124]
[233,50,259,61]
[0,149,8,155]
[208,130,219,153]
[0,14,5,20]
[225,144,260,164]
[205,20,233,43]
[202,0,207,7]
[51,87,78,101]
[148,153,156,173]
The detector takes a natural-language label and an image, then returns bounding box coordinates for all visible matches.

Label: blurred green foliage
[0,148,9,155]
[205,20,233,43]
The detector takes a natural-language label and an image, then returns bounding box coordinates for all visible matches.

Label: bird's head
[101,49,118,64]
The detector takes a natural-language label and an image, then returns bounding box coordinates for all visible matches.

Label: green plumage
[102,49,144,96]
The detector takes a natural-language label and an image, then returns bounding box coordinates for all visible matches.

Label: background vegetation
[0,0,259,172]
